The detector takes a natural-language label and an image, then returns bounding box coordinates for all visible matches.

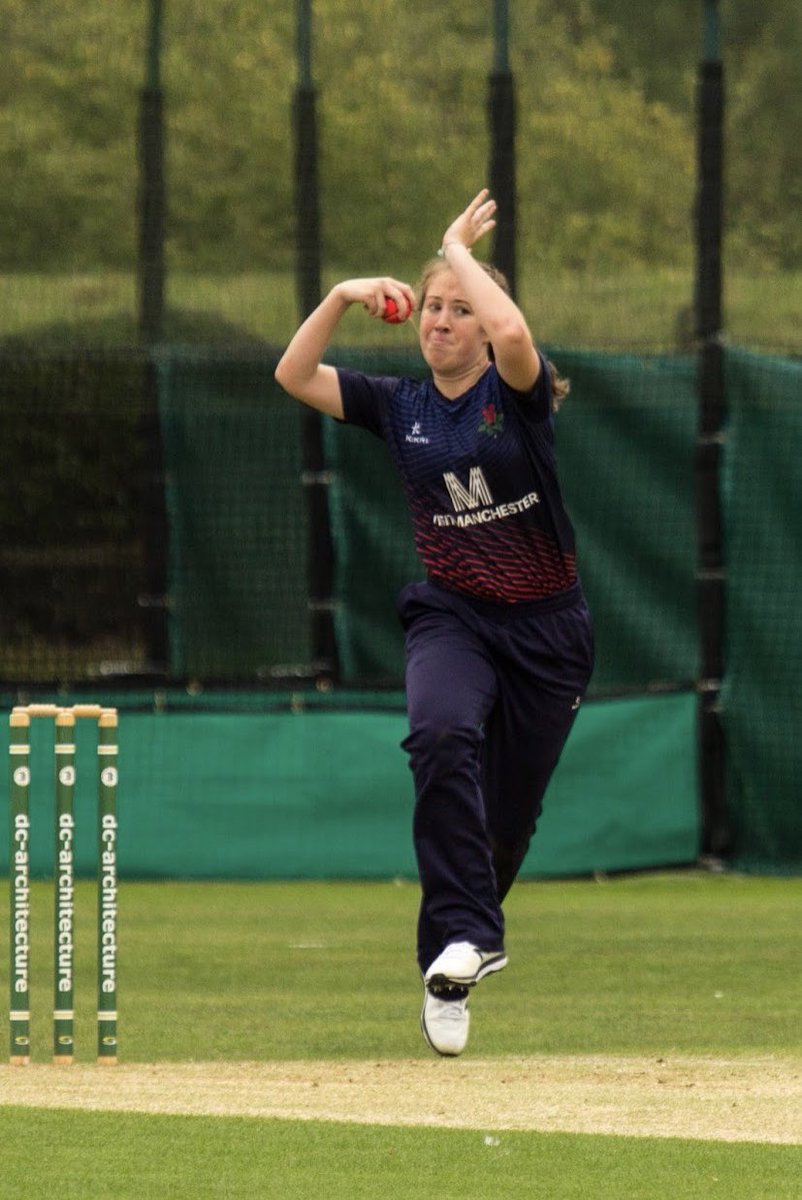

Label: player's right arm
[275,278,415,419]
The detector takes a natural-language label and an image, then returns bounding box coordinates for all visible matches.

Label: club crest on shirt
[478,402,505,437]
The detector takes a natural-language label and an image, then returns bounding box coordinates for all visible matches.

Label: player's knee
[403,718,479,779]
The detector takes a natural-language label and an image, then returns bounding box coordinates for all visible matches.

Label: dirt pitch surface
[1,1055,801,1143]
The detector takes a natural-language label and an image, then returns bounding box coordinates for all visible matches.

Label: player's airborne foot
[424,941,508,990]
[421,987,470,1057]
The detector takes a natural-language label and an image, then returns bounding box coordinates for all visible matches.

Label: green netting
[156,352,312,679]
[0,352,152,682]
[720,349,802,873]
[553,352,698,693]
[325,350,699,695]
[9,347,692,694]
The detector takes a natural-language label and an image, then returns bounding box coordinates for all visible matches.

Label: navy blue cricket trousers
[398,579,594,975]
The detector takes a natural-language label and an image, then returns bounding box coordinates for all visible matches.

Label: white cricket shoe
[424,941,508,990]
[421,988,470,1057]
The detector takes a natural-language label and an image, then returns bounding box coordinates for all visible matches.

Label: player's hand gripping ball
[382,296,411,324]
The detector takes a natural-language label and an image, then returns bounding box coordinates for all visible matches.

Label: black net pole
[694,1,729,858]
[137,0,165,345]
[135,1,169,676]
[293,84,322,320]
[136,357,170,677]
[293,3,337,683]
[487,1,517,297]
[487,73,517,297]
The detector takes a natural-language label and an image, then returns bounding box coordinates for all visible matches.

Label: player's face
[419,270,489,377]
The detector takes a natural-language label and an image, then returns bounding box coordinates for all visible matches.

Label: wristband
[437,242,472,258]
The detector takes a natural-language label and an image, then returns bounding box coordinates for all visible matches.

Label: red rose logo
[478,402,505,437]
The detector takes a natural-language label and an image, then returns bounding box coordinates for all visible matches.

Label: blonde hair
[416,258,570,411]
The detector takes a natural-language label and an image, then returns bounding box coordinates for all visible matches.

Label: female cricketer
[275,190,594,1056]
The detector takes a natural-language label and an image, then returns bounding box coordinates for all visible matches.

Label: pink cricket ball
[382,297,411,324]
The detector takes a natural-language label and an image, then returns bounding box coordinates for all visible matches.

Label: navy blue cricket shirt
[337,360,578,604]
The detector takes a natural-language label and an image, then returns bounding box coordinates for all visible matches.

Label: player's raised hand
[440,189,497,253]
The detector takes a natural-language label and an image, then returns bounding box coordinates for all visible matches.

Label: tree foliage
[0,0,797,273]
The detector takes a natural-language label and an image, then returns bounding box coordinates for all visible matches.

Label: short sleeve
[498,353,552,424]
[336,369,399,439]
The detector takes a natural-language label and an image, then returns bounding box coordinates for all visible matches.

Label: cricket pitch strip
[1,1054,800,1144]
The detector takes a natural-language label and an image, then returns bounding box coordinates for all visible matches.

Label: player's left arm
[439,190,541,394]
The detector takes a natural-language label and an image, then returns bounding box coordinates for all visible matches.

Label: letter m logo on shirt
[443,467,493,512]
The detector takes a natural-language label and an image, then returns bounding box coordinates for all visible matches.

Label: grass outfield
[1,268,800,353]
[0,873,800,1197]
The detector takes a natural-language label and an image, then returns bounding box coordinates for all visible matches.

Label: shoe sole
[425,952,508,991]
